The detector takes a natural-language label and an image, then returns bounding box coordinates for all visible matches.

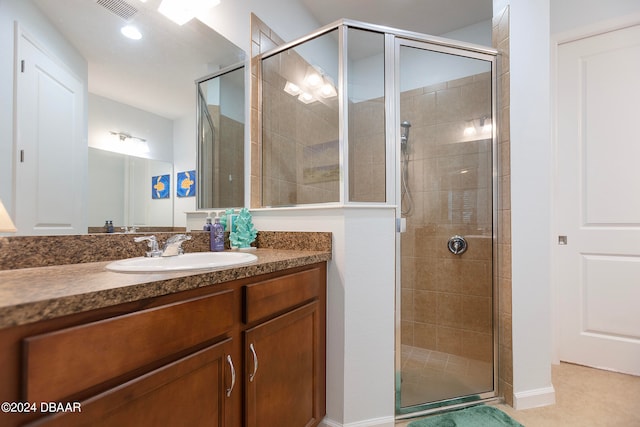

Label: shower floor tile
[399,345,493,408]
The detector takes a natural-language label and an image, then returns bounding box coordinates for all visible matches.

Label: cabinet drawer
[24,289,234,403]
[26,339,233,427]
[244,267,321,324]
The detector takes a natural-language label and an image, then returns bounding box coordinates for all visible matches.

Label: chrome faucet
[161,234,192,257]
[134,234,192,257]
[134,235,163,258]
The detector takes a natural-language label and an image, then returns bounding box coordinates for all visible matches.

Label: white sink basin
[106,251,258,273]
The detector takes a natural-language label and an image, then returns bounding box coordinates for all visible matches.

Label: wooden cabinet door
[244,301,323,427]
[27,339,236,427]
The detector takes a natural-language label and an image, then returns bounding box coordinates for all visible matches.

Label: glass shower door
[396,39,497,414]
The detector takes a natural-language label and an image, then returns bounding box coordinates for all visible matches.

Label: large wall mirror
[15,0,245,234]
[197,64,245,210]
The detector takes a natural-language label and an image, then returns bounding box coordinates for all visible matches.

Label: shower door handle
[447,235,468,255]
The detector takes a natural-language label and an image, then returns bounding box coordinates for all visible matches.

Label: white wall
[89,94,173,162]
[509,0,556,410]
[173,110,198,228]
[504,0,640,411]
[199,0,321,56]
[252,207,397,427]
[551,0,640,34]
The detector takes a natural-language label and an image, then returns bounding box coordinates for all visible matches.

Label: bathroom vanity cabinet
[0,262,326,427]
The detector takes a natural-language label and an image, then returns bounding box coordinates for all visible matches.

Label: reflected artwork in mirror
[197,64,245,210]
[88,148,173,231]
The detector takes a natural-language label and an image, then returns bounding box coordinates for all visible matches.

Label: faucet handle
[134,235,162,257]
[162,234,192,257]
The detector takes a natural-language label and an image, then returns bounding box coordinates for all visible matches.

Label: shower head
[400,120,411,148]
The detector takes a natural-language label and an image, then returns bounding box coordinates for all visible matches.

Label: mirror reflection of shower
[401,120,413,216]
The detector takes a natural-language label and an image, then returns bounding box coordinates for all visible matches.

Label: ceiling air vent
[96,0,138,21]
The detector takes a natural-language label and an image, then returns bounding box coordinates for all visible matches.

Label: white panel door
[556,24,640,375]
[15,29,86,235]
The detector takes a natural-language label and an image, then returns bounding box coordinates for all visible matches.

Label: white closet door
[15,28,86,235]
[556,24,640,375]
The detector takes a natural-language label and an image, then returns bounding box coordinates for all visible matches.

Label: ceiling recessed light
[121,25,142,40]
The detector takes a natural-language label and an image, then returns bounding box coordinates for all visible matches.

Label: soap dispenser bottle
[210,216,225,252]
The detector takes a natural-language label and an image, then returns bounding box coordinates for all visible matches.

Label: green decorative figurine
[219,208,235,231]
[229,208,257,249]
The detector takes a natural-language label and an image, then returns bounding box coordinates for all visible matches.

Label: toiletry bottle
[210,216,225,252]
[107,221,114,233]
[104,220,110,233]
[203,217,212,231]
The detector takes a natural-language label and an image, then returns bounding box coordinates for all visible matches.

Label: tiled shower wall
[399,72,494,364]
[261,52,340,206]
[250,14,284,208]
[349,99,386,202]
[203,105,244,207]
[493,4,513,407]
[252,17,340,207]
[218,113,244,206]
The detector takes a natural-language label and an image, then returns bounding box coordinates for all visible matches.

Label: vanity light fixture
[283,81,302,96]
[109,131,150,154]
[298,92,316,104]
[319,76,337,98]
[120,25,142,40]
[480,116,492,133]
[0,199,17,233]
[462,116,492,140]
[158,0,220,25]
[110,131,146,143]
[304,67,323,88]
[284,66,337,103]
[463,120,476,136]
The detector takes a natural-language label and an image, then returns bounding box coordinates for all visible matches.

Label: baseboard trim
[321,415,395,427]
[513,385,556,410]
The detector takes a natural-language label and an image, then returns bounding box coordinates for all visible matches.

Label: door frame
[393,35,500,418]
[550,12,640,365]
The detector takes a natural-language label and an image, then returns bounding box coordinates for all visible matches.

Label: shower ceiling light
[158,0,220,25]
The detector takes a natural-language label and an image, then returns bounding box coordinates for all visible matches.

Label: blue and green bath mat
[408,405,523,427]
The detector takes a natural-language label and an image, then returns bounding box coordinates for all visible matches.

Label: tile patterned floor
[397,362,640,426]
[399,345,493,408]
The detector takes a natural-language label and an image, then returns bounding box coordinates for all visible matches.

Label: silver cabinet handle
[226,355,236,397]
[249,343,258,382]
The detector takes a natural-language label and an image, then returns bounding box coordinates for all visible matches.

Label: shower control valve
[447,235,468,255]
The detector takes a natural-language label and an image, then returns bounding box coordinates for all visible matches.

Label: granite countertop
[0,248,331,330]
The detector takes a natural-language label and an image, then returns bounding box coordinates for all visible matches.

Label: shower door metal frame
[392,36,500,419]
